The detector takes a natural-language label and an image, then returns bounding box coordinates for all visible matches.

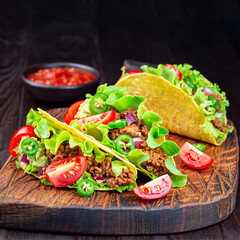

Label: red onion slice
[203,86,213,94]
[126,113,136,125]
[133,138,143,149]
[21,154,29,164]
[38,166,46,176]
[216,112,223,118]
[96,177,106,184]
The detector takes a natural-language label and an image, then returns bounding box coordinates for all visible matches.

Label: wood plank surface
[0,108,238,235]
[1,0,240,239]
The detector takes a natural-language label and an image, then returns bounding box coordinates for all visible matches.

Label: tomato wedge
[46,155,86,187]
[9,125,38,157]
[133,174,173,200]
[164,64,183,80]
[179,142,214,169]
[118,69,142,81]
[77,110,116,125]
[64,100,85,125]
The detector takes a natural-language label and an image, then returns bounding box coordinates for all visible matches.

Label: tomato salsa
[27,67,95,86]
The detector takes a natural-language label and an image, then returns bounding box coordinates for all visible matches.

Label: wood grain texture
[1,0,240,239]
[0,108,238,235]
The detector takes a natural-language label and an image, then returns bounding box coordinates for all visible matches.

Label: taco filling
[10,108,137,195]
[108,107,168,177]
[45,140,135,188]
[68,84,187,187]
[116,64,233,145]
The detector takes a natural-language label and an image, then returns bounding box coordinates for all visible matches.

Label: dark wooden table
[1,0,240,239]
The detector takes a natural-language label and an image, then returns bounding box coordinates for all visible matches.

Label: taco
[9,108,138,196]
[65,84,187,187]
[116,64,233,145]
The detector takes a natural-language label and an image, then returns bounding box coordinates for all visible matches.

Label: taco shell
[38,109,137,178]
[116,73,225,145]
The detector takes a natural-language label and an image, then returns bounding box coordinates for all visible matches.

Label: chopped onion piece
[126,113,136,125]
[203,86,213,94]
[216,112,223,118]
[21,154,29,164]
[38,166,46,176]
[133,138,143,149]
[96,177,106,184]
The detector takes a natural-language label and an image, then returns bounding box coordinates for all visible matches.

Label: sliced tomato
[118,69,142,81]
[179,142,214,169]
[78,110,116,125]
[64,100,85,125]
[133,174,173,200]
[45,155,86,187]
[164,64,183,80]
[9,125,38,157]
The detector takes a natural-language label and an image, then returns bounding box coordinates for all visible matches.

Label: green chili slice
[77,179,95,197]
[192,143,206,152]
[21,138,39,156]
[89,93,109,114]
[108,119,128,129]
[115,134,135,156]
[208,96,220,111]
[185,81,198,91]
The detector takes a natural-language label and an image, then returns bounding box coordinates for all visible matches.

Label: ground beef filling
[86,156,134,188]
[203,91,231,133]
[211,118,229,133]
[109,107,168,177]
[45,141,134,188]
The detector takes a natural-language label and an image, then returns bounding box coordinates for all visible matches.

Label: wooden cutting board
[0,108,238,235]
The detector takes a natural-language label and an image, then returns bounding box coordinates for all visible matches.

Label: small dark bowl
[22,62,100,103]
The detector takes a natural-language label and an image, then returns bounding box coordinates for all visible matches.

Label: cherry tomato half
[133,174,173,200]
[164,64,183,80]
[64,100,85,125]
[179,142,214,169]
[77,110,116,125]
[9,125,38,157]
[118,70,142,81]
[45,155,86,187]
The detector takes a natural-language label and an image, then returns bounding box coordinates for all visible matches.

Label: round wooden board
[0,108,239,235]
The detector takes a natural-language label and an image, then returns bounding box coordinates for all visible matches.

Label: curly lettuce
[140,64,233,141]
[25,109,137,192]
[71,85,183,185]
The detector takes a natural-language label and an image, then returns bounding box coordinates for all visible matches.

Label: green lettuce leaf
[127,149,157,179]
[141,64,178,84]
[41,178,53,186]
[106,93,145,112]
[26,109,111,163]
[69,163,137,192]
[141,64,233,140]
[165,157,187,187]
[146,126,169,148]
[111,160,127,177]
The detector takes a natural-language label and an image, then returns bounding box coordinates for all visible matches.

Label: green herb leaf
[165,157,187,187]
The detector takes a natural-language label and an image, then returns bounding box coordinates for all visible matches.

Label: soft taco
[65,84,187,187]
[116,64,233,145]
[9,108,138,196]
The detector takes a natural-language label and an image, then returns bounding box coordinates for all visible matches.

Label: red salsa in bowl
[22,62,100,103]
[27,67,95,86]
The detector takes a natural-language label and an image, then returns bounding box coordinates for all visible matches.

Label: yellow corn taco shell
[116,73,227,145]
[38,109,137,178]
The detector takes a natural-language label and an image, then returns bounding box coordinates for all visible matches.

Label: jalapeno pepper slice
[192,143,206,152]
[115,134,135,156]
[77,179,95,197]
[108,119,128,129]
[185,80,198,91]
[20,138,39,156]
[208,96,220,111]
[89,93,109,114]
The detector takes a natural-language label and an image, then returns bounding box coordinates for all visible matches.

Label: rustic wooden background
[0,0,240,239]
